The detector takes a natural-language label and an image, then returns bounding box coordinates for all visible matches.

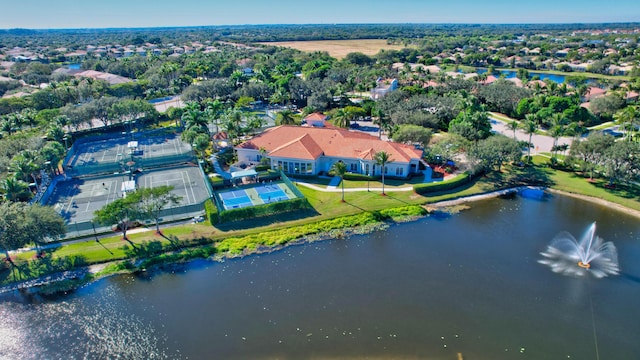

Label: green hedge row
[344,172,377,181]
[413,172,471,195]
[204,199,218,225]
[218,197,311,223]
[255,164,271,171]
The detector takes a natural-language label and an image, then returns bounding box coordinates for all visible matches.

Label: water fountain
[539,222,619,278]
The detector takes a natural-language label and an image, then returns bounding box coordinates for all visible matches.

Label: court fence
[63,201,208,239]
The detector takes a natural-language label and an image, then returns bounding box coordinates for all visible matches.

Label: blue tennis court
[256,184,289,203]
[219,189,253,210]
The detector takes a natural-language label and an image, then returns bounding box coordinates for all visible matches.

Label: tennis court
[138,165,210,207]
[46,174,127,225]
[255,183,289,203]
[219,190,254,210]
[217,182,296,210]
[66,132,193,177]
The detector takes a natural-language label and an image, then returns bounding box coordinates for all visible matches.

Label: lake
[1,194,639,359]
[477,69,578,84]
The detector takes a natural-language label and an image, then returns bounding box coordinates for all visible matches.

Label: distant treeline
[2,23,640,47]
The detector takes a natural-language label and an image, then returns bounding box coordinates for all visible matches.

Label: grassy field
[258,39,407,59]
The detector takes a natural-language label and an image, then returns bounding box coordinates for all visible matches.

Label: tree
[448,109,492,143]
[0,177,32,202]
[331,108,350,128]
[205,99,224,134]
[374,151,393,196]
[507,121,519,140]
[24,204,66,250]
[613,105,639,142]
[392,125,432,148]
[181,101,207,132]
[603,141,640,186]
[569,132,615,179]
[0,202,65,260]
[471,135,522,172]
[276,109,296,125]
[520,118,538,161]
[94,196,140,241]
[0,202,27,260]
[331,161,348,202]
[137,186,182,234]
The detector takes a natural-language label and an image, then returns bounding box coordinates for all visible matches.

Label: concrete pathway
[210,154,231,180]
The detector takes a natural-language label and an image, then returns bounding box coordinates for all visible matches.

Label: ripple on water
[0,286,179,359]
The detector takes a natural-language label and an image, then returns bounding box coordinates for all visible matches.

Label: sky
[1,0,639,29]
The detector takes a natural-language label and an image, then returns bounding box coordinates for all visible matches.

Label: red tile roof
[237,126,422,162]
[304,112,328,121]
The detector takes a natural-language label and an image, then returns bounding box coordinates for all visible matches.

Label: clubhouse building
[236,125,423,178]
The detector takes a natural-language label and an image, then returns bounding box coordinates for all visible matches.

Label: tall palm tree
[507,121,519,140]
[331,161,347,202]
[613,105,638,142]
[374,151,393,196]
[521,119,539,161]
[205,99,224,134]
[181,101,207,132]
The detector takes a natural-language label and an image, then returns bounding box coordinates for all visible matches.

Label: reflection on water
[1,194,639,359]
[0,287,175,359]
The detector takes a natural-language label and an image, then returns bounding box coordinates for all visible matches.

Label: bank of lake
[2,161,639,294]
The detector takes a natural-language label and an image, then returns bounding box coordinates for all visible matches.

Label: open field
[258,39,407,59]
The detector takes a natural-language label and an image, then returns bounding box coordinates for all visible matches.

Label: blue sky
[2,0,639,29]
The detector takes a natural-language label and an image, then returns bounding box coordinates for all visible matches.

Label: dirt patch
[258,39,407,59]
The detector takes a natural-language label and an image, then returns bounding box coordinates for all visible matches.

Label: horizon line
[2,21,640,32]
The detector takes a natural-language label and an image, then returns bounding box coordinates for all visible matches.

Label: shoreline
[2,186,638,296]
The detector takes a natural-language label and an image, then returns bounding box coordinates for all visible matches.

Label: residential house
[370,78,398,100]
[303,112,329,127]
[236,126,423,178]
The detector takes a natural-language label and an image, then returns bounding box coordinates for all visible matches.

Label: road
[489,117,573,154]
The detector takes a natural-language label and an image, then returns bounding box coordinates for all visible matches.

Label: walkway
[291,172,456,193]
[210,154,231,180]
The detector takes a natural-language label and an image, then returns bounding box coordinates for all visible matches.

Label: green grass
[4,161,639,287]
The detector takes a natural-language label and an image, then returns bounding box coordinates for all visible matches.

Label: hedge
[218,197,312,223]
[204,199,218,224]
[413,172,471,195]
[344,172,378,181]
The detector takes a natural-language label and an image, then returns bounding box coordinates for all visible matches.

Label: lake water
[2,194,640,359]
[477,69,567,84]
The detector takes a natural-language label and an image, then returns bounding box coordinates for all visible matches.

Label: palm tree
[331,161,348,202]
[181,101,207,132]
[1,177,32,202]
[205,99,224,134]
[613,105,638,142]
[507,121,519,140]
[332,108,350,128]
[521,119,539,161]
[276,109,296,125]
[374,151,393,196]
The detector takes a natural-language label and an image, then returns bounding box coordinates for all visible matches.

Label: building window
[350,163,358,172]
[365,164,370,175]
[283,162,289,173]
[384,166,388,175]
[395,167,404,176]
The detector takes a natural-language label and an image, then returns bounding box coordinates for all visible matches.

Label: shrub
[219,198,311,223]
[413,172,471,195]
[343,172,378,181]
[204,199,218,224]
[255,164,270,171]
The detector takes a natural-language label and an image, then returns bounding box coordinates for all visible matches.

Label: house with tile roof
[236,126,423,178]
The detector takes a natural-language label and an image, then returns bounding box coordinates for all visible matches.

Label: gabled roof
[304,112,328,121]
[237,126,423,163]
[269,133,324,160]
